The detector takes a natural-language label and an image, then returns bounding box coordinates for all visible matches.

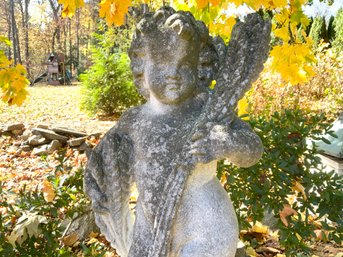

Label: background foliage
[80,25,143,117]
[219,110,343,256]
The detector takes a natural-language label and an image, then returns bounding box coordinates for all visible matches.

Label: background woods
[0,0,99,82]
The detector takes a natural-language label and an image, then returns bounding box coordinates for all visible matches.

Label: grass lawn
[0,83,113,134]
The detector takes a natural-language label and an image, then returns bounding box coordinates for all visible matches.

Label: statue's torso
[131,104,200,224]
[121,103,238,257]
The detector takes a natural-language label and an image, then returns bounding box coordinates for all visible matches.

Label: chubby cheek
[180,69,196,88]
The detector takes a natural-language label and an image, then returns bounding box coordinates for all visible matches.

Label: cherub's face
[144,37,199,105]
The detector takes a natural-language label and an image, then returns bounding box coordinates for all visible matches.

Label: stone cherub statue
[85,7,271,257]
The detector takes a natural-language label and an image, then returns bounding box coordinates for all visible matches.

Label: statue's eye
[199,60,212,68]
[180,62,192,70]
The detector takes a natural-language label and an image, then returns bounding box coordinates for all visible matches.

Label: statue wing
[84,132,134,257]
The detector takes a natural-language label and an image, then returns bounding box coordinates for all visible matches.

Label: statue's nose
[166,68,181,81]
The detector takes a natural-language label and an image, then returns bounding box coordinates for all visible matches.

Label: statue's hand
[189,122,232,164]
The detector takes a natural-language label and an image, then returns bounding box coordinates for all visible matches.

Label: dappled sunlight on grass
[0,83,114,134]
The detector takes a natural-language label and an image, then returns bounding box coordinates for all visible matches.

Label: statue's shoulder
[102,106,142,140]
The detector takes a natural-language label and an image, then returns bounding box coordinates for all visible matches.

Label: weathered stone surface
[52,127,87,138]
[49,140,62,152]
[78,141,92,152]
[84,8,270,257]
[33,144,49,155]
[32,128,68,142]
[4,123,25,131]
[20,130,32,141]
[28,135,50,146]
[37,124,49,129]
[20,145,31,152]
[32,140,62,155]
[11,129,24,135]
[68,136,88,147]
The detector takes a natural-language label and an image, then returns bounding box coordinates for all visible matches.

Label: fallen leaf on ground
[279,205,297,226]
[62,232,79,246]
[7,211,48,246]
[41,180,56,202]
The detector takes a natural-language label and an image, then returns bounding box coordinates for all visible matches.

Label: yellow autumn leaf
[270,43,316,85]
[209,0,221,6]
[41,180,56,203]
[271,0,287,8]
[0,35,11,46]
[196,0,209,9]
[58,0,84,18]
[251,221,269,234]
[245,0,263,11]
[246,246,257,256]
[293,181,307,200]
[237,96,249,119]
[274,26,290,42]
[0,63,29,106]
[9,88,28,106]
[99,0,131,26]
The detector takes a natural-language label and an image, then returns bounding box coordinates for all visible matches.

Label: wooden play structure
[32,52,71,85]
[46,52,70,85]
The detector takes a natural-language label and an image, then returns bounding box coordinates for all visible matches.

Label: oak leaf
[7,211,48,246]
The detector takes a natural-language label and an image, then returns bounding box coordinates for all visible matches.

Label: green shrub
[327,16,335,43]
[218,110,343,256]
[80,26,143,117]
[309,16,327,47]
[332,8,343,53]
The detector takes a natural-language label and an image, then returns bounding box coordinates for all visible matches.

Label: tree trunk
[24,0,30,74]
[48,0,61,52]
[69,18,72,78]
[76,9,80,70]
[6,1,12,60]
[18,0,30,74]
[9,0,21,64]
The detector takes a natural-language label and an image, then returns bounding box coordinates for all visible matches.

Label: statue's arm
[190,115,263,167]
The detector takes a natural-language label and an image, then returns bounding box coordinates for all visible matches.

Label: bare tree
[9,0,21,64]
[48,0,61,51]
[18,0,30,74]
